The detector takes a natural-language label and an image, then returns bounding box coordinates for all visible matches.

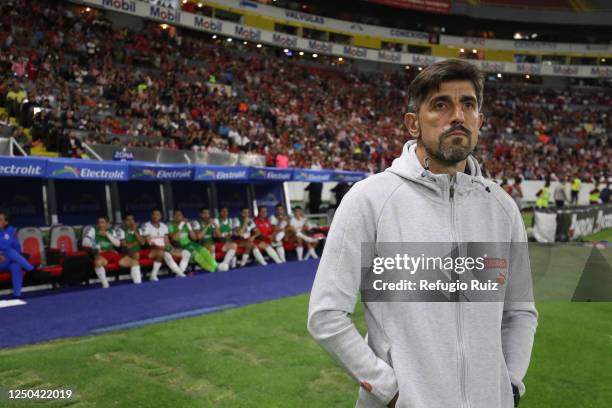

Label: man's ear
[404,112,420,139]
[478,112,484,130]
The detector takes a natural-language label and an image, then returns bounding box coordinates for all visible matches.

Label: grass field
[1,221,611,407]
[1,294,611,407]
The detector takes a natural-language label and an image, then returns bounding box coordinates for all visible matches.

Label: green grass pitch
[0,218,611,407]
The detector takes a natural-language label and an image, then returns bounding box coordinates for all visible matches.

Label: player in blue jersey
[0,212,34,298]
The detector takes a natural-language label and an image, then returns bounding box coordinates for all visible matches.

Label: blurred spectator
[601,184,611,203]
[0,113,15,138]
[0,0,608,181]
[554,177,568,208]
[305,182,323,214]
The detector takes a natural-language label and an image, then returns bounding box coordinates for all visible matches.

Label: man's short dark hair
[407,59,484,113]
[97,215,109,222]
[199,207,210,213]
[0,211,9,222]
[124,212,134,220]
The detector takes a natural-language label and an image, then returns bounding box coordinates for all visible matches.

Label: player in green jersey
[193,207,236,270]
[169,209,220,272]
[83,215,141,288]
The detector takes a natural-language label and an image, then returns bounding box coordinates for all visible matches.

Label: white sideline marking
[0,299,27,308]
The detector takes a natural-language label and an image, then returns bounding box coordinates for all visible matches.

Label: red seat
[139,258,154,267]
[22,235,44,265]
[39,265,63,277]
[105,263,121,272]
[283,240,298,252]
[16,227,63,282]
[18,227,62,272]
[49,225,80,254]
[0,270,26,283]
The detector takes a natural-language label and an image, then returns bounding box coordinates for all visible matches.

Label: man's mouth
[446,131,468,138]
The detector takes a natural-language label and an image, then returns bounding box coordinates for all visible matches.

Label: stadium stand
[0,0,609,179]
[465,0,575,11]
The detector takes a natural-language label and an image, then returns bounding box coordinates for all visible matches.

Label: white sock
[95,266,109,288]
[230,256,237,268]
[307,247,318,259]
[297,246,304,261]
[265,246,282,264]
[130,265,142,284]
[222,249,236,265]
[240,253,250,267]
[151,261,161,281]
[179,249,191,273]
[253,248,267,265]
[164,252,184,276]
[275,245,286,262]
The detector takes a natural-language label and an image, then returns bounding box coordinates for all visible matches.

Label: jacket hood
[385,140,488,199]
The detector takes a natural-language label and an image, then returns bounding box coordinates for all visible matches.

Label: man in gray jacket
[308,59,537,408]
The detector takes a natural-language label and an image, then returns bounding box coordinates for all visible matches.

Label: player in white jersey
[140,208,190,280]
[233,207,268,266]
[288,206,320,261]
[269,204,289,262]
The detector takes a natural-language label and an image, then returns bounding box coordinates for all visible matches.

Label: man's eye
[464,102,475,109]
[434,103,446,110]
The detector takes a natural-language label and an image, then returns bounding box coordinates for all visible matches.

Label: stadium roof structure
[77,0,612,78]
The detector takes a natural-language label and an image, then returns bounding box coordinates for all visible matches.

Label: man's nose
[450,104,465,124]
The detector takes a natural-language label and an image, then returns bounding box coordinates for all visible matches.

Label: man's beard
[419,124,475,165]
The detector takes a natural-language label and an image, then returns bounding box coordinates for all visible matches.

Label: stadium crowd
[0,0,610,182]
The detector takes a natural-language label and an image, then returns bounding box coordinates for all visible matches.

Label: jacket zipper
[450,176,470,408]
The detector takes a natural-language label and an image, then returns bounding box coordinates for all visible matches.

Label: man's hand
[387,392,399,408]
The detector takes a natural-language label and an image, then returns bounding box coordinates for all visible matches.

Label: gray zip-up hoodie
[308,140,538,408]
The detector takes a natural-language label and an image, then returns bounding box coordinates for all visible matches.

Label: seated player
[123,212,164,282]
[192,207,236,270]
[169,209,221,273]
[269,204,289,263]
[213,207,239,269]
[141,208,188,279]
[233,207,267,267]
[83,215,141,288]
[116,213,148,277]
[253,207,283,264]
[288,206,320,261]
[192,208,216,254]
[0,211,35,298]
